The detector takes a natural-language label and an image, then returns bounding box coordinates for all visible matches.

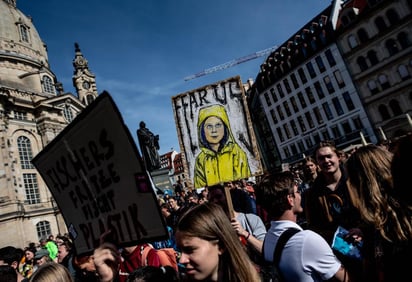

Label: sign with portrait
[32,92,167,256]
[172,76,263,188]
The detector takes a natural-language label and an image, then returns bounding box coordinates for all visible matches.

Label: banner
[172,76,262,188]
[32,92,167,255]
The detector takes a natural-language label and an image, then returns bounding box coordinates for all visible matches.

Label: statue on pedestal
[137,121,161,172]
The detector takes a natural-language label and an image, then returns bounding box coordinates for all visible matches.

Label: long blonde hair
[346,145,412,242]
[30,262,73,282]
[176,203,260,282]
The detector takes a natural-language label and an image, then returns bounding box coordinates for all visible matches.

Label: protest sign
[172,76,262,188]
[32,91,167,255]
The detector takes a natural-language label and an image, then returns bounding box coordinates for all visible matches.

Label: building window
[332,97,344,116]
[86,94,95,105]
[385,39,399,56]
[389,99,402,115]
[19,25,30,43]
[386,9,400,26]
[36,221,52,240]
[277,84,285,98]
[14,111,27,120]
[283,79,292,94]
[306,62,316,78]
[270,109,278,124]
[323,75,335,94]
[398,32,411,49]
[378,74,390,90]
[367,80,379,95]
[18,136,34,169]
[290,97,299,112]
[322,130,331,140]
[283,124,291,139]
[276,105,285,120]
[24,173,40,204]
[352,117,363,130]
[298,116,307,132]
[305,87,316,104]
[398,64,410,80]
[313,107,324,124]
[305,137,313,149]
[314,81,325,99]
[270,88,278,102]
[334,70,345,88]
[322,102,334,120]
[325,49,336,67]
[63,105,74,122]
[283,101,291,117]
[42,76,55,94]
[342,91,355,111]
[297,92,307,108]
[378,104,391,120]
[357,28,369,43]
[290,73,299,89]
[283,147,291,158]
[331,125,341,139]
[264,93,272,106]
[291,120,299,135]
[315,56,326,73]
[305,112,315,128]
[375,16,387,32]
[348,34,359,49]
[298,68,307,84]
[367,50,379,66]
[277,127,284,142]
[342,121,352,135]
[357,56,368,71]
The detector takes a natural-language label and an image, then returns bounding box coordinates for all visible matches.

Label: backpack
[141,244,178,271]
[260,228,300,282]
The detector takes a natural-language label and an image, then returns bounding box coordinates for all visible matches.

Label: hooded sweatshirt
[194,104,250,188]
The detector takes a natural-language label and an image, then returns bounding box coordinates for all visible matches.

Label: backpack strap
[273,228,300,265]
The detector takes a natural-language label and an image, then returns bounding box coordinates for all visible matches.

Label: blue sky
[18,0,329,155]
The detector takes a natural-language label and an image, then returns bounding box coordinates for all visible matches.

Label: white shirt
[263,220,341,282]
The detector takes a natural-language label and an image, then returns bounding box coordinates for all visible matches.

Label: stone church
[0,0,99,248]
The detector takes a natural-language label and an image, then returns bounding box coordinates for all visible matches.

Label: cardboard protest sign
[172,76,262,188]
[32,92,167,256]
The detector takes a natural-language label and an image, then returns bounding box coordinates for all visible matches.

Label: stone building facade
[0,0,98,247]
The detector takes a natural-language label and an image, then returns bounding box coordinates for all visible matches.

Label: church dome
[0,0,55,94]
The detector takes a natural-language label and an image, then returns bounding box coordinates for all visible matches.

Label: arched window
[375,16,387,32]
[357,56,368,71]
[348,34,359,49]
[17,136,34,169]
[367,80,379,95]
[398,32,411,49]
[63,105,74,122]
[389,99,402,115]
[36,221,52,240]
[378,104,391,120]
[357,28,369,43]
[378,74,390,89]
[24,173,40,204]
[367,50,379,66]
[378,74,390,90]
[398,64,410,80]
[19,25,30,43]
[386,9,400,26]
[86,94,95,105]
[42,76,55,94]
[385,39,399,56]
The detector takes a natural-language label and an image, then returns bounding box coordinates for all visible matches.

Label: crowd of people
[0,135,411,281]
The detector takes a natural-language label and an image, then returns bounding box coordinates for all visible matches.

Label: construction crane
[184,45,278,81]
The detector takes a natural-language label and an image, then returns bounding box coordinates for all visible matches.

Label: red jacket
[118,243,161,282]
